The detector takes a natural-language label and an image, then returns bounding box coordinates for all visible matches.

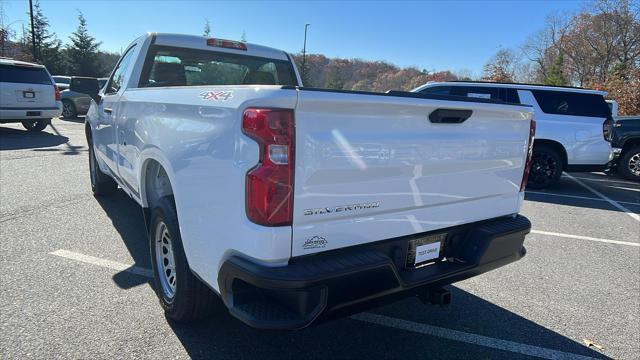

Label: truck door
[93,46,137,178]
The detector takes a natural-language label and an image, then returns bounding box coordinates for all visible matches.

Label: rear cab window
[531,90,610,118]
[0,65,52,85]
[139,45,298,87]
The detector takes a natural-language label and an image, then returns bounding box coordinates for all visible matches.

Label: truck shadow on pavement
[165,288,609,360]
[0,125,69,151]
[98,189,609,360]
[95,191,151,290]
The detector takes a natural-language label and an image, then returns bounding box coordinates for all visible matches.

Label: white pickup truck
[84,33,534,329]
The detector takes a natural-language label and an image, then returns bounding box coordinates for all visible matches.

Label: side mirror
[69,77,101,103]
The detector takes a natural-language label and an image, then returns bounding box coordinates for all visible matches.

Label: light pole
[28,0,37,61]
[301,23,310,84]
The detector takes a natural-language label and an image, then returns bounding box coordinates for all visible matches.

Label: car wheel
[21,119,49,132]
[88,141,117,196]
[618,146,640,181]
[150,196,216,322]
[527,145,563,189]
[62,100,77,119]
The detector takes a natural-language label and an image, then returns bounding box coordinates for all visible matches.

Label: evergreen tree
[324,63,344,89]
[25,0,65,73]
[296,50,313,87]
[66,12,101,77]
[544,52,567,86]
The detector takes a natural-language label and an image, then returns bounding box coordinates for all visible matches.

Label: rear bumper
[0,104,62,122]
[218,215,531,330]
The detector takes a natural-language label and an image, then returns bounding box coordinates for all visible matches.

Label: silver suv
[0,58,62,131]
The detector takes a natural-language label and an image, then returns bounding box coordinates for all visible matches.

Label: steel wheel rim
[530,153,557,186]
[155,221,177,299]
[62,102,73,117]
[629,152,640,176]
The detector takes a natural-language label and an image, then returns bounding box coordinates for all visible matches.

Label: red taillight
[603,118,613,141]
[54,86,61,101]
[520,120,536,191]
[242,108,294,226]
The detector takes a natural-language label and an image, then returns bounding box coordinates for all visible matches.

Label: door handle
[103,108,113,114]
[429,108,472,124]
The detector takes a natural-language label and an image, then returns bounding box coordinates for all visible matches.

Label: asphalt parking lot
[1,119,638,359]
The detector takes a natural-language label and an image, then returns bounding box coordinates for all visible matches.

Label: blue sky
[2,0,588,75]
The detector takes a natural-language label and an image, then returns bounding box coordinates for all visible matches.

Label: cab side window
[105,45,137,95]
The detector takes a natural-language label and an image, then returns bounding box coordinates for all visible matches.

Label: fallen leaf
[583,339,604,350]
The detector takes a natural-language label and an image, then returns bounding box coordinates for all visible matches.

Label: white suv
[413,82,617,188]
[0,58,62,131]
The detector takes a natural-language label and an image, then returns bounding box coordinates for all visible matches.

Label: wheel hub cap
[530,153,557,185]
[629,153,640,176]
[155,222,176,299]
[63,103,72,116]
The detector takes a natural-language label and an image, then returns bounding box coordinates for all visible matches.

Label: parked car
[413,81,617,188]
[0,58,62,131]
[61,76,101,118]
[610,116,640,181]
[80,33,533,329]
[52,75,71,91]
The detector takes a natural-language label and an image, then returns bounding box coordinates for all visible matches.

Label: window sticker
[467,92,492,99]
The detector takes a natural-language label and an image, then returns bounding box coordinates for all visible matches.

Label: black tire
[618,146,640,181]
[21,119,49,132]
[527,145,564,189]
[88,140,117,196]
[62,100,77,119]
[149,196,216,322]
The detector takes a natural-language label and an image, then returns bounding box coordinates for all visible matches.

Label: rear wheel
[150,197,216,322]
[62,100,77,119]
[21,119,49,132]
[618,146,640,181]
[88,141,117,196]
[527,145,563,189]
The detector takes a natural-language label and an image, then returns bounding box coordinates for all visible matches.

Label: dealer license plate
[407,233,446,268]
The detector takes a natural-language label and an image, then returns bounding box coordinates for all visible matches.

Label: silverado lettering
[303,202,381,216]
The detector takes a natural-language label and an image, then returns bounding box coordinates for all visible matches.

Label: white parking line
[564,173,640,222]
[531,230,640,247]
[50,248,597,359]
[561,174,638,186]
[351,313,597,360]
[526,191,639,206]
[50,249,153,277]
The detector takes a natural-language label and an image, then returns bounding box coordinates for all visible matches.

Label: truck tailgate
[292,90,533,256]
